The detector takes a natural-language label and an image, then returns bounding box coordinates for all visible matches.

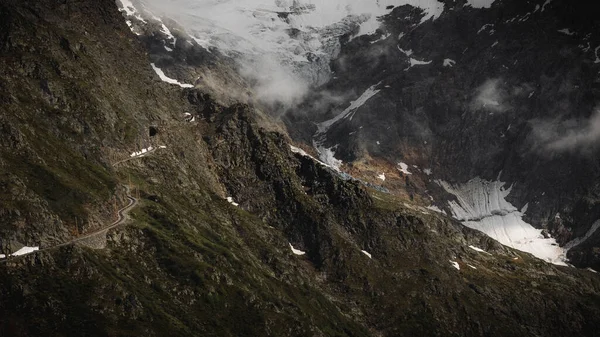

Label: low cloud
[238,55,310,110]
[530,109,600,154]
[470,78,509,112]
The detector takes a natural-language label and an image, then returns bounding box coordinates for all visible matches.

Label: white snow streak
[477,24,494,34]
[564,220,600,252]
[449,260,460,270]
[150,64,194,88]
[361,250,372,259]
[290,145,332,168]
[541,0,553,12]
[378,173,386,181]
[406,58,432,70]
[289,243,306,256]
[11,246,39,257]
[469,245,490,254]
[317,83,381,134]
[557,28,575,36]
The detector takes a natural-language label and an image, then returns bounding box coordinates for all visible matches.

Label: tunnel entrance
[149,126,158,137]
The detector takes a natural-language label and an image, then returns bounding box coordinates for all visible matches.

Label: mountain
[284,0,600,268]
[1,0,600,336]
[124,0,600,268]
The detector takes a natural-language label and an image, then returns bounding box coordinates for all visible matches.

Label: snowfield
[438,178,567,265]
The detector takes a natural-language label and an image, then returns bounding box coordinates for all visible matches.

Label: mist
[238,55,310,110]
[470,78,510,112]
[530,108,600,154]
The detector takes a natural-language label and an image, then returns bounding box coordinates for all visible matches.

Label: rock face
[285,0,600,269]
[1,0,600,336]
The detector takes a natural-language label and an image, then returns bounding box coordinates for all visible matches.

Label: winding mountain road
[0,186,138,263]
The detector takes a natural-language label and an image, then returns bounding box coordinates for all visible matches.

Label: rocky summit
[1,0,600,336]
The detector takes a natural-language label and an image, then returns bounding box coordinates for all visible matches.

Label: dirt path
[0,186,138,263]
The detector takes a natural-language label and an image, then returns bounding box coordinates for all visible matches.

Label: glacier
[438,178,567,265]
[128,0,454,106]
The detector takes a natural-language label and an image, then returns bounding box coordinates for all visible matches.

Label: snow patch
[423,168,432,176]
[226,197,239,207]
[377,173,386,181]
[443,59,456,67]
[594,46,600,64]
[130,146,154,158]
[467,264,477,269]
[407,58,432,70]
[11,246,39,257]
[397,46,413,56]
[150,64,194,88]
[438,178,566,265]
[289,243,306,256]
[557,28,575,36]
[449,260,460,270]
[397,162,412,175]
[361,250,372,259]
